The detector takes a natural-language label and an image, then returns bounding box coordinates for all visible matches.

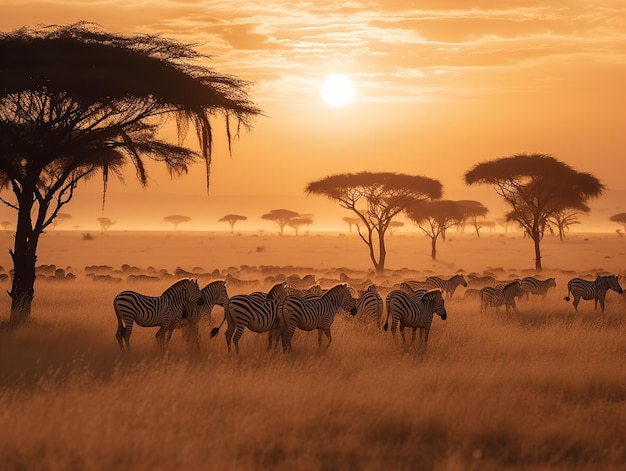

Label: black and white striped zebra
[354,285,383,326]
[279,283,357,353]
[520,276,556,299]
[564,275,623,312]
[180,280,229,351]
[480,280,523,313]
[383,289,446,351]
[210,282,288,353]
[114,278,204,352]
[426,274,467,298]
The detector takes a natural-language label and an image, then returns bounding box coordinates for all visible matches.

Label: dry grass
[0,231,625,470]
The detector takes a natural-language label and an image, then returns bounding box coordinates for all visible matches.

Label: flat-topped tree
[306,172,442,273]
[464,153,604,271]
[609,213,626,233]
[164,215,191,231]
[0,23,260,325]
[456,200,489,237]
[261,209,300,235]
[219,214,247,233]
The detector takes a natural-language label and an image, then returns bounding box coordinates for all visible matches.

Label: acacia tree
[388,220,404,236]
[306,172,442,273]
[0,23,259,325]
[405,200,465,260]
[342,216,360,233]
[548,208,583,240]
[164,215,191,231]
[97,217,116,231]
[465,153,604,271]
[261,209,300,235]
[218,214,247,233]
[51,212,72,230]
[457,200,489,237]
[609,213,626,233]
[287,215,314,236]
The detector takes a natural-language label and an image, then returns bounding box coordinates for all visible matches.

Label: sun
[321,74,355,107]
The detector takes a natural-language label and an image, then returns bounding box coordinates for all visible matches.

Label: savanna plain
[0,230,625,471]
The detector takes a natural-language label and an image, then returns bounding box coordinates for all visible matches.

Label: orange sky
[1,1,625,231]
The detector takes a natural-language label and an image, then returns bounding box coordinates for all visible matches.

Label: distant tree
[465,153,604,271]
[388,220,404,236]
[0,23,260,325]
[51,213,72,230]
[218,214,248,233]
[164,215,191,231]
[306,172,442,273]
[0,220,10,231]
[548,208,583,240]
[609,213,626,233]
[261,209,300,235]
[342,216,361,233]
[287,215,314,236]
[97,217,116,231]
[405,200,465,260]
[456,200,489,238]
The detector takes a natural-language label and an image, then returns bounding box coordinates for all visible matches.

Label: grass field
[0,230,625,470]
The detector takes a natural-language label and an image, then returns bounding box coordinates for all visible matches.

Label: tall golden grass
[0,231,625,470]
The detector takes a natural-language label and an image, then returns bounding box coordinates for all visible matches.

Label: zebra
[179,280,229,351]
[564,275,623,312]
[114,278,204,352]
[383,289,446,351]
[480,280,523,313]
[279,283,357,353]
[354,285,383,326]
[210,282,289,353]
[399,279,429,292]
[520,276,557,299]
[426,274,467,298]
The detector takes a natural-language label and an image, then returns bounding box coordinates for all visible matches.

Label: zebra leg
[186,322,201,352]
[318,327,332,349]
[411,327,417,344]
[421,327,431,353]
[598,297,605,313]
[232,326,245,354]
[281,326,296,353]
[155,327,167,351]
[572,295,580,312]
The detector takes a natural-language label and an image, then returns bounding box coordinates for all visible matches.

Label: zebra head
[337,283,357,316]
[504,280,524,298]
[602,275,623,295]
[202,280,229,308]
[424,289,447,320]
[185,278,205,306]
[547,278,557,288]
[455,273,468,287]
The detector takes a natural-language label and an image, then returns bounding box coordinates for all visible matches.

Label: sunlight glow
[321,74,355,107]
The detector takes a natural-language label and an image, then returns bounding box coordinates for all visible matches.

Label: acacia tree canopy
[306,171,442,272]
[0,22,260,325]
[464,153,603,270]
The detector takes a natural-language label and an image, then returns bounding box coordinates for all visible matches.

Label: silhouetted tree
[405,200,465,260]
[261,209,300,235]
[0,23,259,325]
[164,215,191,231]
[306,172,442,273]
[548,208,583,240]
[456,200,489,237]
[51,213,72,230]
[287,215,314,236]
[342,216,360,233]
[465,153,604,270]
[97,217,116,231]
[609,213,626,233]
[218,214,247,233]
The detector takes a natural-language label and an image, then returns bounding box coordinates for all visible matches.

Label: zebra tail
[564,287,571,302]
[210,312,227,338]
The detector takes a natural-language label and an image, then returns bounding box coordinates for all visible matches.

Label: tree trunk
[532,232,542,271]
[377,227,386,274]
[9,197,41,326]
[431,235,438,260]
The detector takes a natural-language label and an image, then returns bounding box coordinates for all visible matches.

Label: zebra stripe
[564,275,623,312]
[210,282,288,353]
[114,278,204,352]
[520,277,556,299]
[355,286,383,326]
[426,274,467,298]
[180,280,230,351]
[383,289,446,351]
[279,283,357,353]
[480,280,523,312]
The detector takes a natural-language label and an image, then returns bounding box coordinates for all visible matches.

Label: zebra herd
[112,272,624,354]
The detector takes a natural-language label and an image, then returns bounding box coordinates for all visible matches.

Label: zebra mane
[162,278,196,297]
[323,283,349,298]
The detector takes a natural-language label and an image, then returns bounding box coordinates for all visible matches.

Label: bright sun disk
[321,74,355,107]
